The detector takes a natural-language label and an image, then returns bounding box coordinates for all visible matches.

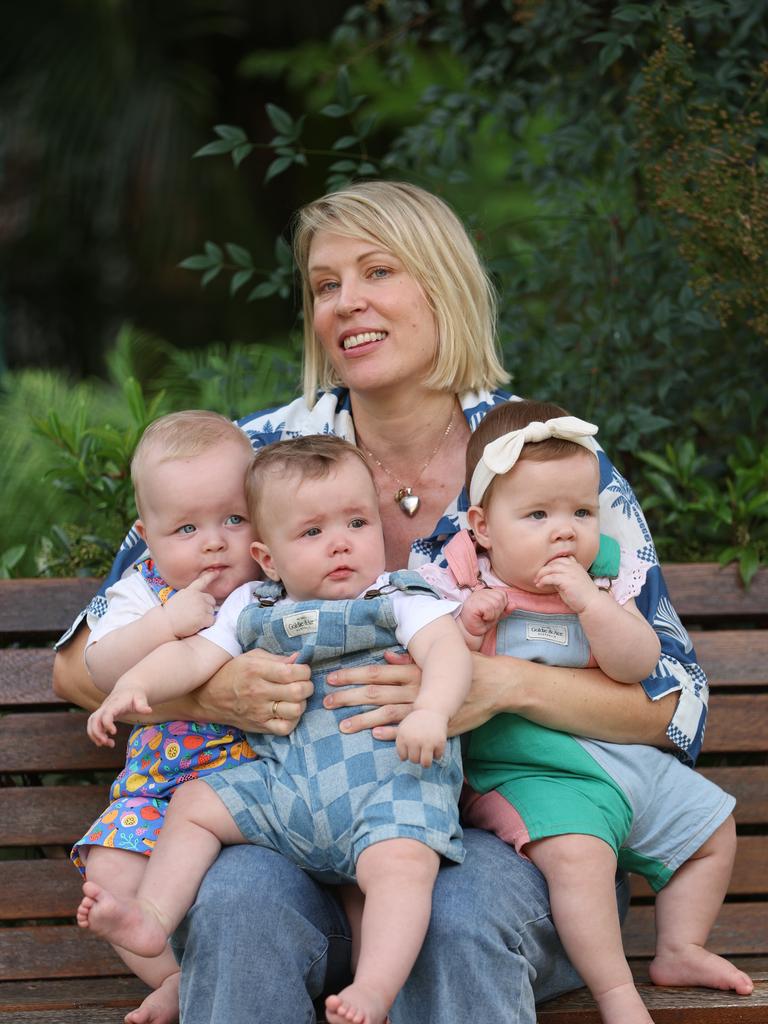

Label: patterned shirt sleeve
[596,453,708,764]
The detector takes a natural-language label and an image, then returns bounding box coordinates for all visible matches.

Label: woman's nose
[334,279,366,316]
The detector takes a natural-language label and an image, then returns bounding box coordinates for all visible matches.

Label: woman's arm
[53,626,314,734]
[324,652,675,747]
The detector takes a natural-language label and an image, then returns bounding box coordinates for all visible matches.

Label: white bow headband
[469,415,600,506]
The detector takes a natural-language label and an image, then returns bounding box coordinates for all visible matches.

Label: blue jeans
[172,828,630,1024]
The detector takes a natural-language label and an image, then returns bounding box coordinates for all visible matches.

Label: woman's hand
[192,649,313,736]
[324,650,421,740]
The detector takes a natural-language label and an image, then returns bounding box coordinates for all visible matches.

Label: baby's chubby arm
[87,634,232,747]
[86,569,220,692]
[535,556,661,683]
[458,588,509,651]
[396,615,473,768]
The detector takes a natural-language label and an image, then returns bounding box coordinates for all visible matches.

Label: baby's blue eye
[529,511,546,520]
[179,524,196,535]
[349,518,366,529]
[304,527,321,537]
[226,515,244,525]
[575,509,590,519]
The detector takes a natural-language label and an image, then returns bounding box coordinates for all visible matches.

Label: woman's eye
[226,515,245,526]
[369,266,390,279]
[178,524,196,535]
[314,280,338,296]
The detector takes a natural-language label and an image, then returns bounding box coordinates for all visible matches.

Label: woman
[53,181,706,1024]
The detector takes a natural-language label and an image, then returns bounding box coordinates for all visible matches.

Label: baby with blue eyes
[71,409,258,1024]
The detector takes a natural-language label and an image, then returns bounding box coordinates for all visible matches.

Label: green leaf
[266,104,294,135]
[201,266,221,287]
[178,254,217,270]
[204,241,223,260]
[321,104,348,118]
[225,243,253,268]
[332,136,359,150]
[213,124,248,142]
[232,143,255,168]
[248,281,278,301]
[230,269,254,296]
[264,155,294,183]
[193,139,236,159]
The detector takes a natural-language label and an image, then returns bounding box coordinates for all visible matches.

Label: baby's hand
[164,570,219,638]
[87,687,152,747]
[534,556,598,613]
[460,588,508,637]
[396,708,448,768]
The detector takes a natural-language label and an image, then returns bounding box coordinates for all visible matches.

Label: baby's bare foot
[77,880,167,957]
[595,981,654,1023]
[325,981,390,1024]
[650,946,753,995]
[124,971,180,1024]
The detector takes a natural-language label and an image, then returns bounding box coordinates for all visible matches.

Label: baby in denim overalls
[421,398,751,1024]
[73,409,258,1024]
[78,434,471,1024]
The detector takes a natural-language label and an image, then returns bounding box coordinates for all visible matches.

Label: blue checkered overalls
[203,571,465,883]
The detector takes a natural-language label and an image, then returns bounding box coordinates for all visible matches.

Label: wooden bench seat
[1,568,766,1021]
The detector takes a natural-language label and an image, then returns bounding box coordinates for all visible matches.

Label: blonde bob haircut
[293,180,510,402]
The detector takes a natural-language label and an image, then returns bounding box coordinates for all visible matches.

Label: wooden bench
[0,567,766,1022]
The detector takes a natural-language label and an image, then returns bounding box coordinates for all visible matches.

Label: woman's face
[307,231,439,397]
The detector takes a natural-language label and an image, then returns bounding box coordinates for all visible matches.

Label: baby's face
[251,456,386,602]
[473,451,601,593]
[136,439,255,603]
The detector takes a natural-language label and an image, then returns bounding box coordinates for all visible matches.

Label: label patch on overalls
[284,610,320,637]
[526,622,569,645]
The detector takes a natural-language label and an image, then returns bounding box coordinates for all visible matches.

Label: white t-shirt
[200,574,460,659]
[85,572,160,651]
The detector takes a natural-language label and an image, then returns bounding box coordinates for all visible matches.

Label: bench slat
[0,650,64,706]
[623,903,768,958]
[0,786,113,846]
[631,835,768,898]
[689,631,768,687]
[0,579,100,638]
[0,712,129,772]
[0,861,84,920]
[0,977,150,1013]
[699,767,768,824]
[699,694,768,752]
[0,924,127,980]
[664,563,768,619]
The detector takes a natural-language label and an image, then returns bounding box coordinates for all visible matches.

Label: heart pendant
[395,488,420,517]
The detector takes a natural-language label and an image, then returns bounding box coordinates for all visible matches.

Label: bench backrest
[0,566,766,981]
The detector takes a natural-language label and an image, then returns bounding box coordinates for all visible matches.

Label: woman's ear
[250,540,281,582]
[467,505,492,551]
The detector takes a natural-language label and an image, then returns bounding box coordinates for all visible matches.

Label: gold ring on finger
[271,700,282,719]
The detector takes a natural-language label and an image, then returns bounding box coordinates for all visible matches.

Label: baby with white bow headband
[420,399,751,1023]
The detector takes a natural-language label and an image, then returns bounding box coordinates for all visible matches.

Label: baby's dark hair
[466,399,592,506]
[246,434,374,538]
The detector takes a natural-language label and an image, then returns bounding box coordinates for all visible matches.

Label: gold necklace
[358,407,458,517]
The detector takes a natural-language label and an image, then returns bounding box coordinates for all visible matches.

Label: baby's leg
[527,834,653,1024]
[82,847,180,1024]
[78,780,244,958]
[650,816,753,995]
[339,884,365,972]
[325,838,439,1024]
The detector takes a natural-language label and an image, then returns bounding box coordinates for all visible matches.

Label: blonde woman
[54,181,706,1024]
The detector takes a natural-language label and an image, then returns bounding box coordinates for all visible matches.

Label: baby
[77,434,472,1024]
[421,399,752,1024]
[72,409,258,1024]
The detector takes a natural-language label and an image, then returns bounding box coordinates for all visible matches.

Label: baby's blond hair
[132,410,253,516]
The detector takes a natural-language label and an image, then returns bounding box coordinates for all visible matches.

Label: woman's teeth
[343,331,386,350]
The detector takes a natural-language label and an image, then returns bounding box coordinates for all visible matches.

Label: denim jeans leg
[172,845,351,1024]
[392,829,629,1024]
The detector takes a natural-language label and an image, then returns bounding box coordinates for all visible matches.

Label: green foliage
[183,0,767,578]
[636,437,768,586]
[1,325,302,577]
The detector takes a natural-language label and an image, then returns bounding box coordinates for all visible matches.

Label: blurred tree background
[1,0,766,581]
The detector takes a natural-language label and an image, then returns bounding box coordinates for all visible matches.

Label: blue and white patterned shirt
[58,387,708,763]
